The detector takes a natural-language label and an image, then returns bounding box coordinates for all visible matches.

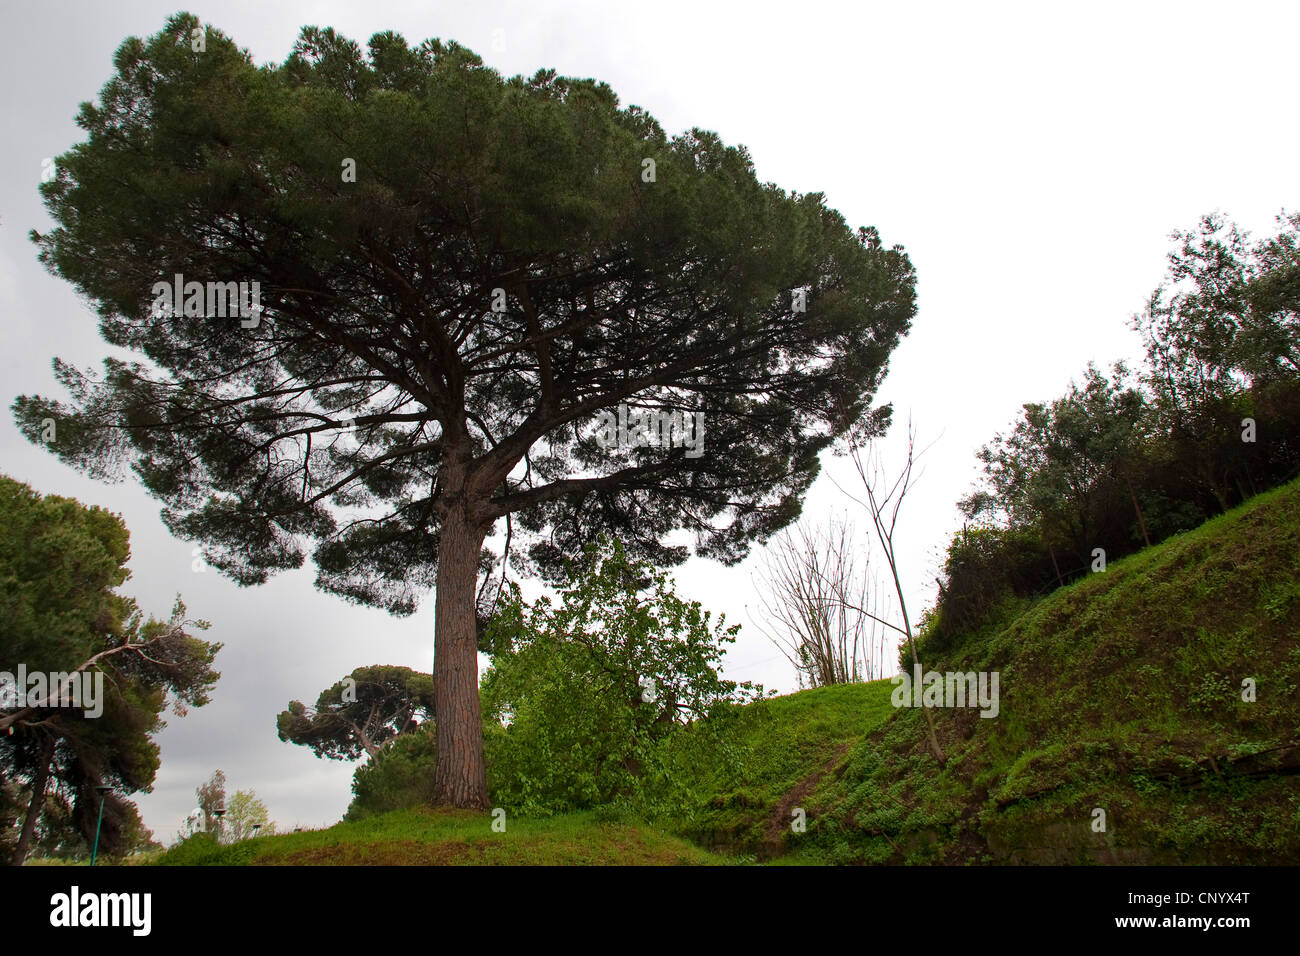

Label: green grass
[798,476,1300,864]
[155,808,733,866]
[24,848,165,866]
[659,680,897,857]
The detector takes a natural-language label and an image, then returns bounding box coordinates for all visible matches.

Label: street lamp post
[89,784,112,866]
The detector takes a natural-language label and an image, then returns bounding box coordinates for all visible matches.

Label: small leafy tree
[1242,212,1300,381]
[961,362,1151,565]
[1138,211,1300,394]
[480,538,763,814]
[195,770,226,835]
[1134,212,1300,510]
[224,789,274,841]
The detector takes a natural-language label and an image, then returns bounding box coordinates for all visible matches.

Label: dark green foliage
[277,665,434,761]
[344,726,437,820]
[0,474,131,669]
[937,213,1300,641]
[916,526,1048,663]
[1142,211,1300,393]
[0,474,221,863]
[14,11,915,606]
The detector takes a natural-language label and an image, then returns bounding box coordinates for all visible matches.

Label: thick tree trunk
[12,737,54,866]
[432,505,490,809]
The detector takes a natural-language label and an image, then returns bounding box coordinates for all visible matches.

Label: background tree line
[0,475,221,865]
[924,211,1300,654]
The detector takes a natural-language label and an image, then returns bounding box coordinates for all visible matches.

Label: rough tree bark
[11,736,55,866]
[431,502,491,809]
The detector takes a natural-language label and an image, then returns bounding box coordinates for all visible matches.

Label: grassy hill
[154,477,1300,865]
[662,679,897,858]
[791,475,1300,864]
[155,808,731,865]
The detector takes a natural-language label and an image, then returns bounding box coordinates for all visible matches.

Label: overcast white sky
[2,0,1298,842]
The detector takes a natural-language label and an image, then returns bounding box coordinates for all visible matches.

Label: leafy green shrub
[344,726,437,821]
[481,537,764,816]
[917,525,1055,664]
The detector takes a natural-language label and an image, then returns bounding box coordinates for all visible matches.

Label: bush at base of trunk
[480,538,765,817]
[344,727,438,821]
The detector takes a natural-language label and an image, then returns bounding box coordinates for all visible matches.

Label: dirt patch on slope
[760,742,854,860]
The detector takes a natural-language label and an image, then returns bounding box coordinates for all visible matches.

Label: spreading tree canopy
[277,664,434,761]
[15,14,916,806]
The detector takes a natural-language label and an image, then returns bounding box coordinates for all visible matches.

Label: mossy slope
[797,477,1300,864]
